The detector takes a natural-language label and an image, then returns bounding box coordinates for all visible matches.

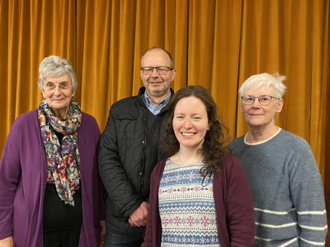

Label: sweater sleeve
[289,141,327,245]
[98,107,143,218]
[225,155,255,246]
[93,122,107,221]
[0,120,21,239]
[144,159,166,247]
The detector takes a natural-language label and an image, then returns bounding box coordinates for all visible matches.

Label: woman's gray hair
[38,55,78,92]
[239,72,287,99]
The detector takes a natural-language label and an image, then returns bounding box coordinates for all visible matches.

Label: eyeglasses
[44,81,72,91]
[141,66,173,75]
[241,95,279,106]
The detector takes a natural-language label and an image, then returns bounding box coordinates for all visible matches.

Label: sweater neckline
[244,128,281,146]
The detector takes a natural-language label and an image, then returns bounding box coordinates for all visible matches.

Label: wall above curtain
[0,0,328,180]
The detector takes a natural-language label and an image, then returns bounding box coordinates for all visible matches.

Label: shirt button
[142,140,145,144]
[139,172,142,176]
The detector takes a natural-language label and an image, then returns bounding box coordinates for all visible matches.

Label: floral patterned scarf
[38,99,82,206]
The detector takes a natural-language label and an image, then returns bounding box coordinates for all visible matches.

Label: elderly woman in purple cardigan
[0,55,106,247]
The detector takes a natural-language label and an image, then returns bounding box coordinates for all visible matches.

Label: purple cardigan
[0,109,106,247]
[144,155,255,247]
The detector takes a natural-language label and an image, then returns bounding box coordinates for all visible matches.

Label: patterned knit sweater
[159,159,220,246]
[228,129,327,246]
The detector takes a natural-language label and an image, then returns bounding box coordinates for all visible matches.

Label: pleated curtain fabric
[0,0,328,180]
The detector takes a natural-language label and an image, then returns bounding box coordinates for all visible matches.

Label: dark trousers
[43,227,81,247]
[103,228,144,247]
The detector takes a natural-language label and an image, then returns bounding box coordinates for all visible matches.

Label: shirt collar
[143,90,171,108]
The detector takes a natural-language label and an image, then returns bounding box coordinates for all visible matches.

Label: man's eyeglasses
[44,81,72,91]
[241,95,279,106]
[141,66,173,75]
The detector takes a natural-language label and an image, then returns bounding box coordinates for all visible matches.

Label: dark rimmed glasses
[241,95,279,106]
[141,66,173,75]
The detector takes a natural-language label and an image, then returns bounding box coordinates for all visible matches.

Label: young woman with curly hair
[144,85,255,247]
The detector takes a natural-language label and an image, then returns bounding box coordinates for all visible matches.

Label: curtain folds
[0,0,328,180]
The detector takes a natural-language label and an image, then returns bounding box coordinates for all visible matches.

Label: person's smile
[181,132,195,137]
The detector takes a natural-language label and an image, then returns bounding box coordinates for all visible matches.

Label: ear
[276,99,284,113]
[72,90,76,97]
[171,69,177,81]
[42,91,45,98]
[140,69,144,80]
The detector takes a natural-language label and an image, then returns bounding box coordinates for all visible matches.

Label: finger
[134,220,142,227]
[135,220,145,227]
[129,218,139,227]
[128,219,135,227]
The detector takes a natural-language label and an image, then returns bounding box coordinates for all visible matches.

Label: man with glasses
[99,47,177,246]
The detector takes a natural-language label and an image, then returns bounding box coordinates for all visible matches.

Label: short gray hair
[140,46,175,69]
[38,55,78,92]
[239,72,287,99]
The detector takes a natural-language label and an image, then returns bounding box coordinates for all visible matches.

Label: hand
[0,236,14,247]
[100,220,106,243]
[128,201,149,227]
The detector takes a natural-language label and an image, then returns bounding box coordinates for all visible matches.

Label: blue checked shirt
[142,91,171,115]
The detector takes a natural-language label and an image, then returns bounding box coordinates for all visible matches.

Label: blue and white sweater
[159,159,220,246]
[228,129,327,246]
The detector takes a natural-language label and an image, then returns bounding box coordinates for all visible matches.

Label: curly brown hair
[160,85,231,177]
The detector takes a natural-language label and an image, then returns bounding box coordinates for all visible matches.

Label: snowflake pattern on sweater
[159,158,220,247]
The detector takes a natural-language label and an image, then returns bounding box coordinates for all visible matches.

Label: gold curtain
[0,0,328,181]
